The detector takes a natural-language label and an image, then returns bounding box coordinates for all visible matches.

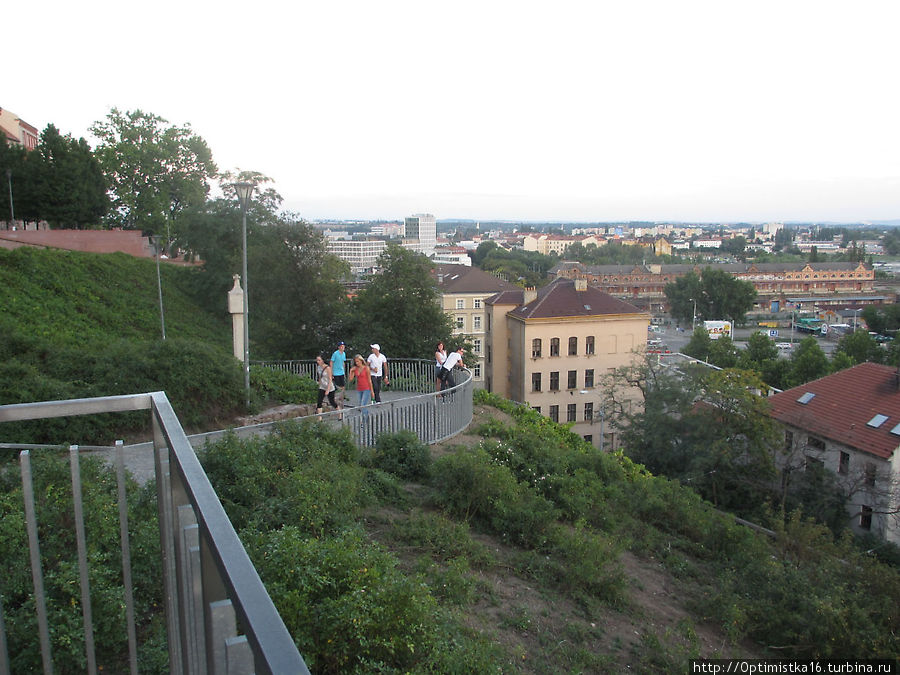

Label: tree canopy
[90,108,216,235]
[665,269,757,326]
[346,245,453,359]
[0,125,108,228]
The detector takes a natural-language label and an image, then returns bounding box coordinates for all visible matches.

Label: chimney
[574,278,587,292]
[524,287,537,304]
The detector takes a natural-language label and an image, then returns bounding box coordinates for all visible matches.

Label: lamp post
[6,169,14,227]
[149,234,166,340]
[232,182,255,410]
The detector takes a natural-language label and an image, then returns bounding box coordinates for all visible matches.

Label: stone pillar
[227,274,244,362]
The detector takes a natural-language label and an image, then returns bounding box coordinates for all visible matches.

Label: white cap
[371,344,380,351]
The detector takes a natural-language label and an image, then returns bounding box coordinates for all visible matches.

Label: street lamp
[232,182,255,410]
[6,169,14,227]
[149,234,166,340]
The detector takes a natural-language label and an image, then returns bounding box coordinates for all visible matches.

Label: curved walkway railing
[0,392,308,675]
[253,358,474,447]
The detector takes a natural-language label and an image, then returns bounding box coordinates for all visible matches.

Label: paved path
[89,389,420,486]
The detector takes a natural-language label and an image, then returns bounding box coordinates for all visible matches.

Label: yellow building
[435,264,519,386]
[485,277,649,449]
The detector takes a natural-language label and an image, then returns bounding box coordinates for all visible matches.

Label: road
[651,324,839,357]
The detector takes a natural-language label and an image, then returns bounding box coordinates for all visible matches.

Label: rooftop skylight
[797,392,815,404]
[868,414,889,428]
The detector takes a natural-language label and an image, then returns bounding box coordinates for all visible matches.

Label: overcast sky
[7,1,900,223]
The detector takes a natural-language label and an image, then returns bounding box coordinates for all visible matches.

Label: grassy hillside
[0,246,229,347]
[0,247,243,442]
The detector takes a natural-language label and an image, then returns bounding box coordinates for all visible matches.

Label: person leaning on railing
[438,347,465,390]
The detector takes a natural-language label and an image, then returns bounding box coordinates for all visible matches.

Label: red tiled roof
[768,362,900,460]
[434,264,519,294]
[509,278,644,320]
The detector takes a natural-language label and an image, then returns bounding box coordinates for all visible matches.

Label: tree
[834,330,883,366]
[787,336,830,387]
[90,108,216,235]
[663,271,703,326]
[32,125,108,228]
[218,169,284,216]
[175,200,348,359]
[738,331,789,389]
[664,269,757,327]
[683,326,713,361]
[347,245,453,359]
[606,359,780,515]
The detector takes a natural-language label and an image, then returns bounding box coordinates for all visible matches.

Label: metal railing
[254,358,474,447]
[0,392,309,675]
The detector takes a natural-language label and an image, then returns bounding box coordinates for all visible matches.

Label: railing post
[69,445,98,675]
[115,440,139,675]
[20,450,53,675]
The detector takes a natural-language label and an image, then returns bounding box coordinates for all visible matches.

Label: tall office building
[404,213,437,256]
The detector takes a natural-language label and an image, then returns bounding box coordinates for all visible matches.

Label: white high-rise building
[404,213,437,256]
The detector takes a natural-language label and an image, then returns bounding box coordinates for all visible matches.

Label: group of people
[314,340,467,414]
[315,342,390,414]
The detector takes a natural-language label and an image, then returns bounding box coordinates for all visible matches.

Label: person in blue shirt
[329,341,348,409]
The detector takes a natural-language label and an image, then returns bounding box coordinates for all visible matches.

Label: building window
[456,316,465,330]
[532,372,542,392]
[532,406,541,414]
[474,298,482,309]
[864,462,876,487]
[549,405,559,423]
[584,402,593,421]
[487,345,492,364]
[456,299,465,309]
[584,369,594,388]
[474,363,482,378]
[784,430,793,451]
[586,336,595,355]
[807,436,826,451]
[474,338,482,354]
[567,370,577,389]
[860,505,873,530]
[584,435,593,443]
[566,403,577,422]
[549,371,560,391]
[838,452,849,475]
[550,338,560,357]
[532,339,542,358]
[805,456,824,471]
[568,336,578,355]
[473,315,482,330]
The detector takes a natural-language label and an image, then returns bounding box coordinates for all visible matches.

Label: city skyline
[5,1,900,224]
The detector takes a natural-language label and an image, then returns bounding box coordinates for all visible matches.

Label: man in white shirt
[439,347,465,389]
[367,344,389,403]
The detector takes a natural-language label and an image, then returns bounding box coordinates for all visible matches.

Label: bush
[0,453,163,673]
[244,526,442,674]
[250,365,317,405]
[430,447,558,548]
[365,429,432,480]
[200,422,368,535]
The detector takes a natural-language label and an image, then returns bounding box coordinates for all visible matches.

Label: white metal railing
[254,358,474,447]
[0,392,309,675]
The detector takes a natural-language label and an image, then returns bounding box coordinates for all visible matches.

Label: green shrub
[250,365,317,405]
[0,453,163,673]
[391,509,494,567]
[200,422,370,535]
[430,447,558,548]
[365,429,432,480]
[244,526,443,674]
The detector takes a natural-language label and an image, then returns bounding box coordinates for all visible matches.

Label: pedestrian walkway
[89,388,445,485]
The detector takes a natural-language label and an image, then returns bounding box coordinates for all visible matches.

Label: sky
[7,1,900,223]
